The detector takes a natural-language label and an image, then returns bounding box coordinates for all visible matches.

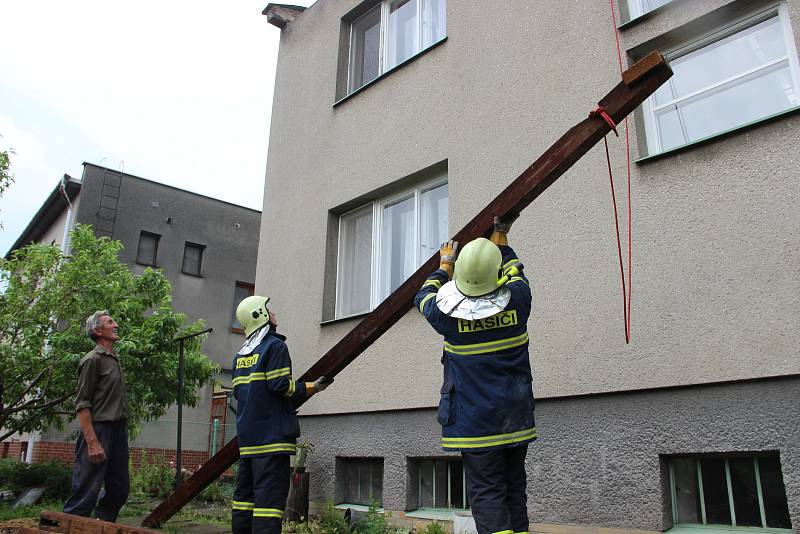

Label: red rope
[597,0,633,344]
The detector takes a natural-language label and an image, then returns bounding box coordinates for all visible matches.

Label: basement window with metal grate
[407,457,468,513]
[336,457,384,507]
[668,454,792,530]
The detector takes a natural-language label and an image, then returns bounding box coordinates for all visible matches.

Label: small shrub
[0,458,25,489]
[196,480,234,504]
[319,499,350,534]
[130,452,174,499]
[0,459,71,500]
[357,500,389,534]
[20,462,71,499]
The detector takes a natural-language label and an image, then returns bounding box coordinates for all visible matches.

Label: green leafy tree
[0,224,217,441]
[0,141,14,228]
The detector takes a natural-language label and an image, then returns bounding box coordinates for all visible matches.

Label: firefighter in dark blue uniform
[231,296,331,534]
[415,215,535,534]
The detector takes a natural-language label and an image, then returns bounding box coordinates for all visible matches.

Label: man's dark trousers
[63,421,130,522]
[462,444,529,534]
[232,455,290,534]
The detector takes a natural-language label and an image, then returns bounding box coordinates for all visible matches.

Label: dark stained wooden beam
[40,511,161,534]
[143,51,672,528]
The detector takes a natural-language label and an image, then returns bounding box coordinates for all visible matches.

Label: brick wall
[30,441,74,465]
[29,441,209,471]
[0,440,28,461]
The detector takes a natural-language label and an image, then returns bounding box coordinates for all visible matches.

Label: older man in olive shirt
[63,310,130,521]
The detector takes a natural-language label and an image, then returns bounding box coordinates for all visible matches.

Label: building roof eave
[4,175,82,259]
[262,3,307,29]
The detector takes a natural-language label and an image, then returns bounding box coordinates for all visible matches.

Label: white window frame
[641,2,800,155]
[347,0,445,94]
[335,175,448,319]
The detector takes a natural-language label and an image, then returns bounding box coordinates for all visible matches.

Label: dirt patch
[0,517,38,533]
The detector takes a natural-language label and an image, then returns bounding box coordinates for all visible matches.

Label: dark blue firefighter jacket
[414,245,537,452]
[232,328,308,458]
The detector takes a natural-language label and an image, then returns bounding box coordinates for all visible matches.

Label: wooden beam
[143,51,671,528]
[39,511,160,534]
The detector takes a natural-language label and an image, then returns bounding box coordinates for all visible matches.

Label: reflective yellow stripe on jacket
[239,442,297,456]
[284,379,296,398]
[232,500,254,511]
[233,367,291,386]
[443,332,529,355]
[422,279,442,289]
[418,293,437,314]
[442,427,537,449]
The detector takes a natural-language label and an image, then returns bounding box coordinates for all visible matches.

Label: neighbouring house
[3,162,260,468]
[256,0,800,532]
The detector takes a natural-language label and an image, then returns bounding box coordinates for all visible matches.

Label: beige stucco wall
[257,0,800,415]
[38,192,80,249]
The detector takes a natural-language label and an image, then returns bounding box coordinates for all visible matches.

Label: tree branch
[1,367,50,416]
[4,393,71,416]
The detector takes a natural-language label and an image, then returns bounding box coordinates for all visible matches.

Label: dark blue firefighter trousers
[232,454,290,534]
[63,421,130,522]
[462,444,529,534]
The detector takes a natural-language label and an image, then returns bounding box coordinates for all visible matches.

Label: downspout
[25,178,76,463]
[59,177,76,256]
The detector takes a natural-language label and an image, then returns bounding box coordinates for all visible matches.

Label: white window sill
[636,104,800,164]
[667,524,792,533]
[405,508,469,521]
[320,311,369,326]
[335,503,385,514]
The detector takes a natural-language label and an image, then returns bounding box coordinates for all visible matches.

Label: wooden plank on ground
[143,50,672,528]
[38,511,161,534]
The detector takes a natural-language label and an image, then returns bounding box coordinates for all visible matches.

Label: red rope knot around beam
[590,106,619,137]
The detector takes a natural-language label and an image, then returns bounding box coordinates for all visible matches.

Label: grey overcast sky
[0,0,316,256]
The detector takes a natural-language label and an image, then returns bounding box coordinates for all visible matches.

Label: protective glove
[439,240,459,278]
[305,376,333,395]
[490,213,520,246]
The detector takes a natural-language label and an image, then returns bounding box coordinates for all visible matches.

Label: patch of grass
[417,521,447,534]
[162,502,230,533]
[117,494,156,518]
[0,500,62,521]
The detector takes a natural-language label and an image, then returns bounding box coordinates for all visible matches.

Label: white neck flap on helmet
[236,324,271,355]
[436,280,511,320]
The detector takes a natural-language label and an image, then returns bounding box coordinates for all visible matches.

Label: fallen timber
[143,51,672,528]
[18,511,161,534]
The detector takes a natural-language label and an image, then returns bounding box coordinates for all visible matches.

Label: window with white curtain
[335,177,448,319]
[641,3,800,155]
[626,0,673,20]
[347,0,446,94]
